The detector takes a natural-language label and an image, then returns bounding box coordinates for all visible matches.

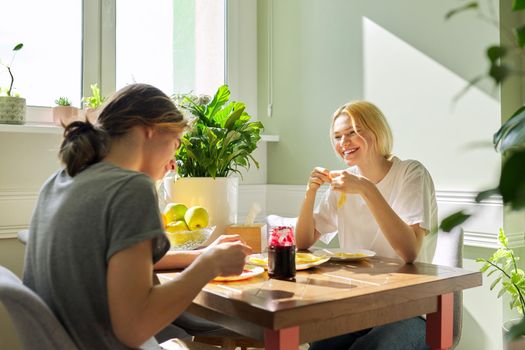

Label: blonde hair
[329,100,393,160]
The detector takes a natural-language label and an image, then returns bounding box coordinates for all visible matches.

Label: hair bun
[63,120,97,138]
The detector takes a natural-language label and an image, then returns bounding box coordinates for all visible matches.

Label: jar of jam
[267,226,296,280]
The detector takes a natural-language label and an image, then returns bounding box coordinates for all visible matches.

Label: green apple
[163,203,188,223]
[166,220,189,233]
[165,220,191,247]
[184,206,209,230]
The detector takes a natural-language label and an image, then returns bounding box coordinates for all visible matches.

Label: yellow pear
[184,206,209,230]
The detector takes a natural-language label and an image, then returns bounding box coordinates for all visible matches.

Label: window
[116,0,225,97]
[0,0,82,107]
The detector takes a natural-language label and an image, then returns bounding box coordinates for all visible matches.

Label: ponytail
[59,121,108,177]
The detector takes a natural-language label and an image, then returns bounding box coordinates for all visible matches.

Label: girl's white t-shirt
[313,156,438,263]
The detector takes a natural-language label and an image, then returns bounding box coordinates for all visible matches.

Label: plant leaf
[439,211,471,232]
[513,0,525,11]
[494,105,525,151]
[499,228,510,248]
[475,188,500,202]
[486,46,507,63]
[13,43,23,51]
[490,276,503,290]
[445,2,479,20]
[516,25,525,48]
[489,63,510,84]
[498,150,525,209]
[206,85,230,119]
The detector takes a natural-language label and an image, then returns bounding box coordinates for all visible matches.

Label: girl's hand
[330,170,369,195]
[206,234,244,249]
[307,167,332,193]
[202,238,252,277]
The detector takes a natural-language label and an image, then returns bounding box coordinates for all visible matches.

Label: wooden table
[157,257,481,350]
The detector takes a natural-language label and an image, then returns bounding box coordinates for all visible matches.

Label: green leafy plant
[478,229,525,315]
[82,83,106,109]
[443,0,525,340]
[173,85,264,178]
[0,43,23,97]
[55,97,72,107]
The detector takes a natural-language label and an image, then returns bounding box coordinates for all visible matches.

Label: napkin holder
[225,223,267,253]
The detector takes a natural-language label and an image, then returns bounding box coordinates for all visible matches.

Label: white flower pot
[163,177,239,245]
[0,96,26,124]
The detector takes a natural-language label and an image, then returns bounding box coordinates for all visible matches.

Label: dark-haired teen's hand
[201,238,252,277]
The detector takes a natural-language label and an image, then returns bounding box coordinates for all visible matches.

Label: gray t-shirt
[23,162,170,350]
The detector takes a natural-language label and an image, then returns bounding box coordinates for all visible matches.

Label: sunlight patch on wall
[362,17,500,191]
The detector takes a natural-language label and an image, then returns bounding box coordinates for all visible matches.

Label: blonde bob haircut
[330,100,393,160]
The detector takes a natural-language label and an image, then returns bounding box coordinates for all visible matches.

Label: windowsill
[0,123,62,134]
[0,123,280,142]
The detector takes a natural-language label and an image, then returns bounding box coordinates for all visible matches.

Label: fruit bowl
[165,226,215,251]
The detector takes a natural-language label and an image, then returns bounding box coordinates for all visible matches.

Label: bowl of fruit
[163,203,214,250]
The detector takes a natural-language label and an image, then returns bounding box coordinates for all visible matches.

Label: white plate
[247,252,330,271]
[313,248,376,261]
[213,265,265,282]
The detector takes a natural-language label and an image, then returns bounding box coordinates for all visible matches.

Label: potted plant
[477,229,525,349]
[52,97,80,126]
[442,2,525,348]
[0,43,25,124]
[163,85,264,239]
[81,83,106,124]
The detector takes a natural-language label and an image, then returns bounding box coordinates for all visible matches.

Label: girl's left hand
[330,170,368,195]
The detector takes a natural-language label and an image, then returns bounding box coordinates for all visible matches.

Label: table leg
[426,293,454,350]
[264,326,299,350]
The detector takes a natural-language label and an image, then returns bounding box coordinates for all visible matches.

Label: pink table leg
[264,326,300,350]
[426,293,454,350]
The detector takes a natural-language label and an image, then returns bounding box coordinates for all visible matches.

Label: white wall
[0,129,62,350]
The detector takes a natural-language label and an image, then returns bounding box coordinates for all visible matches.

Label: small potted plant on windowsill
[53,97,80,126]
[81,83,106,124]
[0,43,25,125]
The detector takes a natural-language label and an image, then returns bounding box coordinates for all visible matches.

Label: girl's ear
[145,126,155,139]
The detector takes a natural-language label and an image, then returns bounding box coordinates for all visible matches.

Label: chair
[0,265,217,350]
[17,229,29,245]
[0,265,79,350]
[431,227,464,349]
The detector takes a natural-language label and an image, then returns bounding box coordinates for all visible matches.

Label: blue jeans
[309,317,430,350]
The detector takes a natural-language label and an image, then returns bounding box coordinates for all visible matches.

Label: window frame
[25,0,250,124]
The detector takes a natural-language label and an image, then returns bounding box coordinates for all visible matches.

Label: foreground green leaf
[475,188,500,202]
[513,0,525,11]
[487,46,507,63]
[498,150,525,209]
[439,211,471,232]
[517,25,525,47]
[489,63,510,84]
[494,105,525,151]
